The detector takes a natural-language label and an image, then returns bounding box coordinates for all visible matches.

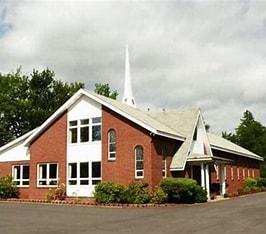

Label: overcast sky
[1,0,266,134]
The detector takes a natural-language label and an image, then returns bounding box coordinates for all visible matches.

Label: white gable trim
[24,89,184,146]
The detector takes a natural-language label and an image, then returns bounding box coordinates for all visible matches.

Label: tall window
[69,117,102,144]
[12,165,30,187]
[69,120,78,143]
[162,146,167,178]
[38,163,58,186]
[108,129,116,160]
[135,146,144,178]
[92,117,101,141]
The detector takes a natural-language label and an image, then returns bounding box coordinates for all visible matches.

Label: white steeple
[122,45,136,107]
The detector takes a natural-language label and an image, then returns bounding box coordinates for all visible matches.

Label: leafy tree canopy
[94,83,118,100]
[0,68,84,146]
[222,110,266,157]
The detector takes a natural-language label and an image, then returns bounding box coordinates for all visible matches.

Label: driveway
[0,192,266,234]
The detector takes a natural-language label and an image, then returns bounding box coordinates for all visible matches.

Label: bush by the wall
[257,178,266,187]
[151,187,168,204]
[46,183,66,201]
[244,177,257,188]
[0,175,19,199]
[94,182,126,204]
[125,181,150,204]
[160,177,207,204]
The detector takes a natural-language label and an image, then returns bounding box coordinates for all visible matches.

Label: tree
[0,68,84,146]
[94,83,118,100]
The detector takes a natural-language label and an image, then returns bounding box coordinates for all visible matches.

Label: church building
[0,47,263,200]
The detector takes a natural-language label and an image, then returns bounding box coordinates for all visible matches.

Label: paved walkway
[1,192,266,234]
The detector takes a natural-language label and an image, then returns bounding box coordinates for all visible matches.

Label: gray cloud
[1,0,266,134]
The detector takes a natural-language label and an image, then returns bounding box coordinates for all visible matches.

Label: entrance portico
[187,155,232,200]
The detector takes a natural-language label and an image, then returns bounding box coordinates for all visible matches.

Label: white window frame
[224,166,227,180]
[135,146,144,179]
[37,163,58,187]
[12,165,30,187]
[231,166,234,181]
[243,167,245,179]
[108,129,116,160]
[69,117,102,144]
[68,161,102,186]
[237,167,240,180]
[248,168,250,177]
[252,169,255,178]
[91,117,102,142]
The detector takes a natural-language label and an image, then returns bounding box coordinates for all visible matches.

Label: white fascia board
[156,130,185,141]
[0,128,37,153]
[211,145,264,161]
[24,89,85,146]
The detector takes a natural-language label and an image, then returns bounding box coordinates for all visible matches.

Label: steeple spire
[122,45,136,107]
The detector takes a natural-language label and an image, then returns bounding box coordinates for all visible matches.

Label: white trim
[237,167,240,180]
[24,89,184,147]
[210,145,263,161]
[231,166,234,181]
[135,146,144,179]
[12,165,30,187]
[37,163,59,187]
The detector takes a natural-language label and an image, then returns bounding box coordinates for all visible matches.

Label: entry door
[67,161,101,197]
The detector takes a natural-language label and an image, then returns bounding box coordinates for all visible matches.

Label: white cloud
[1,0,266,134]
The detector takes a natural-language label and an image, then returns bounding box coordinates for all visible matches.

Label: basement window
[12,165,30,187]
[37,163,58,187]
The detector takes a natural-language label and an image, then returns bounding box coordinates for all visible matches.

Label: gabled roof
[0,128,37,154]
[24,89,185,146]
[208,133,263,161]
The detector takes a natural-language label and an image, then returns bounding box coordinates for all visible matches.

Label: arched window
[135,146,144,178]
[108,129,116,160]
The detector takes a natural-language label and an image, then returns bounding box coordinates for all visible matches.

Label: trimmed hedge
[0,175,19,199]
[160,177,207,204]
[244,177,257,188]
[125,181,150,204]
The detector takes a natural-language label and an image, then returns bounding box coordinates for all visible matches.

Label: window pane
[92,117,101,124]
[136,161,144,170]
[80,180,89,185]
[22,181,29,186]
[92,125,101,141]
[69,180,77,185]
[49,180,57,185]
[109,153,116,159]
[69,120,77,126]
[92,162,101,178]
[14,166,20,180]
[49,164,57,179]
[22,166,29,179]
[137,171,143,177]
[69,163,77,178]
[40,165,47,179]
[136,147,143,160]
[80,162,89,178]
[80,127,89,142]
[109,130,116,143]
[109,143,116,152]
[70,128,77,143]
[80,119,89,125]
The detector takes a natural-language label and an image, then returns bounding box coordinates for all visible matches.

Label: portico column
[205,164,210,200]
[220,164,226,196]
[201,163,205,189]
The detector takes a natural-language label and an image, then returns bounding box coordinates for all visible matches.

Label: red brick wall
[102,106,153,186]
[29,112,67,199]
[210,149,261,196]
[0,161,30,199]
[151,136,182,188]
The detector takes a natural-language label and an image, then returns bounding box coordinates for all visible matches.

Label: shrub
[244,177,257,188]
[151,187,168,204]
[94,182,126,204]
[125,181,150,204]
[46,183,66,201]
[192,185,208,203]
[160,177,207,204]
[238,187,251,195]
[257,178,266,188]
[0,175,19,199]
